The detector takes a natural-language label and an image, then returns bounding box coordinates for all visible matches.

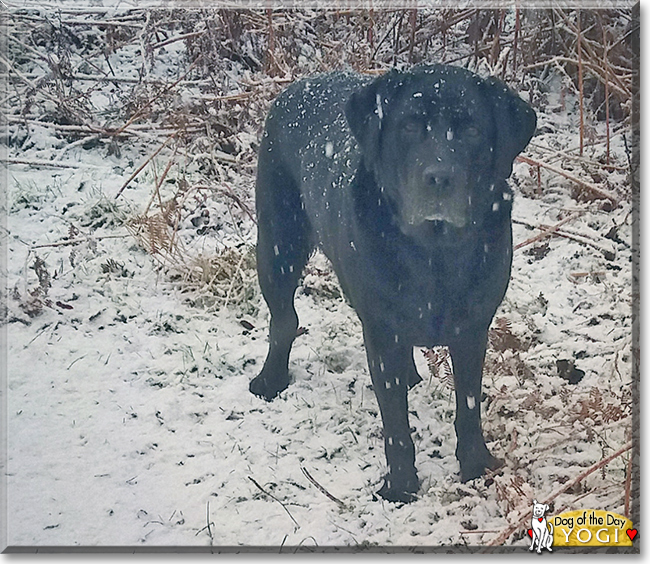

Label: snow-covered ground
[2,6,636,550]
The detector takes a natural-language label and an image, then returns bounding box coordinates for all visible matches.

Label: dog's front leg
[448,328,503,482]
[363,326,418,503]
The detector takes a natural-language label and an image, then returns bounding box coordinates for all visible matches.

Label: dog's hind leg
[250,157,313,401]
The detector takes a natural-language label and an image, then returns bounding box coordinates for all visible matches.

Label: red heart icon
[527,529,533,538]
[626,529,638,541]
[538,517,544,522]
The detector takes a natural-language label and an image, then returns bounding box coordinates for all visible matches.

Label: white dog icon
[529,500,553,553]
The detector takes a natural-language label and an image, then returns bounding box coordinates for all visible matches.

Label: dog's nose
[423,165,452,191]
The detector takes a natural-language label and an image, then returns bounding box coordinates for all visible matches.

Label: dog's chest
[338,234,504,343]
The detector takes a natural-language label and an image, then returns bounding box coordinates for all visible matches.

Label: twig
[206,501,213,542]
[160,148,184,257]
[3,116,197,139]
[194,501,215,541]
[237,76,293,88]
[516,155,619,205]
[142,144,177,217]
[514,217,616,256]
[31,234,128,249]
[7,32,46,62]
[514,212,584,251]
[192,184,256,225]
[220,183,257,225]
[265,8,276,76]
[513,1,520,73]
[248,476,300,531]
[537,225,615,257]
[521,56,630,100]
[552,483,621,519]
[0,52,42,92]
[577,9,585,156]
[600,15,611,165]
[152,31,205,50]
[624,432,633,518]
[200,92,254,103]
[4,158,93,169]
[484,441,633,548]
[407,9,417,64]
[528,142,627,171]
[301,466,347,509]
[112,57,201,137]
[9,13,144,28]
[2,72,204,86]
[115,135,174,199]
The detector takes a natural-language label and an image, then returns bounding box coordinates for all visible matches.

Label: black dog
[251,65,536,502]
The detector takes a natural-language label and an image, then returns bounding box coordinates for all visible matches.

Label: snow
[375,93,384,122]
[2,5,636,553]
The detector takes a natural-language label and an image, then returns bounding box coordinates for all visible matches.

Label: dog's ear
[483,77,537,179]
[545,504,549,512]
[345,69,400,169]
[533,499,538,505]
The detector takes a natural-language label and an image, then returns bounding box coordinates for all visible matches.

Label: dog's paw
[376,474,419,504]
[459,450,504,482]
[249,371,290,401]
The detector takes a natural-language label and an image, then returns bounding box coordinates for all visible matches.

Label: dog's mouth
[420,213,467,229]
[399,216,468,243]
[399,184,470,233]
[402,208,468,233]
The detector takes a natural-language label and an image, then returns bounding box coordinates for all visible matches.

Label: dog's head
[345,65,536,238]
[532,500,550,519]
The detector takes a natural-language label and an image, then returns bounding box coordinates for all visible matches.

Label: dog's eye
[402,118,423,136]
[465,126,481,140]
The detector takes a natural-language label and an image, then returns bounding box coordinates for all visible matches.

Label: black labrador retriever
[250,64,536,502]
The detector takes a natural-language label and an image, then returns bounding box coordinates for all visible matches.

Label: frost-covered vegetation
[2,4,639,550]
